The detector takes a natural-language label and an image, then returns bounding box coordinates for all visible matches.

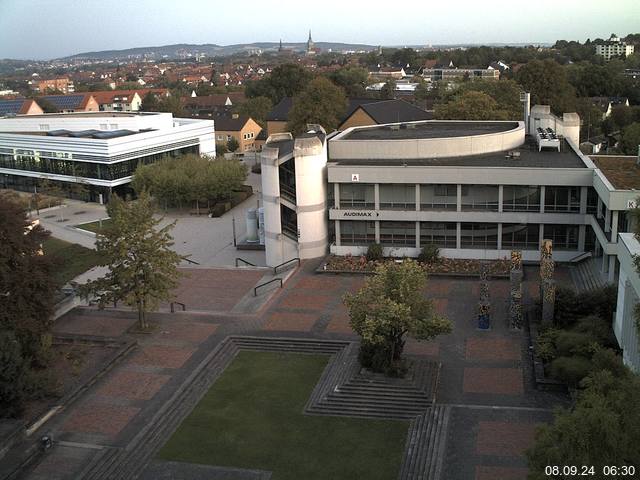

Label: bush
[549,356,593,387]
[554,330,600,358]
[590,348,627,378]
[365,243,384,262]
[554,285,617,328]
[418,244,440,264]
[0,330,29,418]
[573,315,615,346]
[535,328,560,362]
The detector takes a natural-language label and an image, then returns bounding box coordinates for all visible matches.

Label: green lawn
[75,218,112,233]
[42,238,102,284]
[158,351,409,480]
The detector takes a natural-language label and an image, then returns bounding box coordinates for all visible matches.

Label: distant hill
[58,42,380,61]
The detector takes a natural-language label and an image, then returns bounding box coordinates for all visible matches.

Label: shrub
[418,244,440,264]
[0,330,29,418]
[554,285,617,328]
[535,328,560,362]
[573,315,615,346]
[590,348,627,378]
[365,243,384,262]
[554,331,600,358]
[549,356,593,387]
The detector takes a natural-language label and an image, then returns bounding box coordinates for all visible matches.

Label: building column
[602,253,608,275]
[539,224,545,252]
[579,186,588,214]
[415,221,420,249]
[497,223,503,250]
[611,211,619,240]
[374,183,380,210]
[456,184,462,212]
[498,185,504,213]
[608,255,616,283]
[597,197,603,219]
[375,221,380,244]
[334,220,341,247]
[333,183,340,209]
[539,186,545,213]
[456,222,461,249]
[605,208,611,233]
[578,225,586,251]
[415,183,420,212]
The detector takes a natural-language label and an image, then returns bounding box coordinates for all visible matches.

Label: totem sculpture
[478,263,491,330]
[540,239,556,325]
[509,250,523,330]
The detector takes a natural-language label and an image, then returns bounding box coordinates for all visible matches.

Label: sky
[0,0,639,60]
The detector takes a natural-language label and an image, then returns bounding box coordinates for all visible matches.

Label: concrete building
[0,111,215,202]
[36,78,75,94]
[214,114,262,152]
[614,233,640,373]
[596,35,635,61]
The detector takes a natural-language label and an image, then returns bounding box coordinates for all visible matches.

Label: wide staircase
[570,257,608,292]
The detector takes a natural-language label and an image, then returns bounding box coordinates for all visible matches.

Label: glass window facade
[420,222,457,248]
[278,159,296,203]
[380,221,416,247]
[544,224,579,250]
[460,223,498,249]
[339,184,375,209]
[420,184,457,210]
[502,223,540,250]
[544,186,580,212]
[503,186,540,212]
[586,187,598,215]
[340,220,376,245]
[379,184,415,210]
[461,185,499,211]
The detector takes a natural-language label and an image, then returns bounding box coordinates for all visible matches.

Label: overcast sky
[1,0,638,60]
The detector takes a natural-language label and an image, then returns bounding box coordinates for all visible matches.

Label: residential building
[182,93,246,118]
[0,111,215,202]
[266,97,294,136]
[595,35,635,61]
[422,66,500,81]
[91,90,143,112]
[591,96,630,118]
[0,99,44,116]
[214,114,262,152]
[368,66,407,80]
[37,94,99,113]
[338,99,433,130]
[36,78,75,94]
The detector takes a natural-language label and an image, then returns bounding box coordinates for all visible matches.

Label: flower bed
[319,255,510,277]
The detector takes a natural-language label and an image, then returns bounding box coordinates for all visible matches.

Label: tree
[328,66,370,97]
[516,59,577,114]
[527,368,640,479]
[80,192,183,330]
[610,106,636,131]
[140,91,160,111]
[157,94,184,117]
[379,79,396,100]
[35,97,59,113]
[343,260,452,374]
[0,195,56,364]
[227,136,239,152]
[287,76,347,135]
[620,122,640,155]
[452,79,523,119]
[435,91,510,120]
[245,63,313,104]
[0,330,30,417]
[235,96,273,128]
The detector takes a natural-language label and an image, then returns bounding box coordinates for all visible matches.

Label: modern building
[421,66,500,81]
[0,111,215,202]
[214,114,262,152]
[595,35,635,61]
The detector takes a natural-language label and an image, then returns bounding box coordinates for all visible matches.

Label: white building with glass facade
[0,111,215,201]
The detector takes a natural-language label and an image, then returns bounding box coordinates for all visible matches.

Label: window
[100,124,108,130]
[420,222,457,248]
[379,184,415,210]
[544,186,580,212]
[380,221,415,247]
[226,135,232,141]
[217,135,223,141]
[340,221,376,245]
[586,187,598,215]
[39,124,49,131]
[503,186,540,212]
[420,184,456,210]
[339,184,375,209]
[461,185,499,211]
[544,224,579,250]
[460,223,498,249]
[109,124,118,130]
[502,223,540,250]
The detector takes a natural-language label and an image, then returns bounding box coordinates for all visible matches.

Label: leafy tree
[80,192,183,330]
[437,79,523,120]
[610,106,636,131]
[344,260,452,374]
[0,195,56,364]
[157,94,184,117]
[390,48,418,68]
[140,91,160,111]
[287,76,347,134]
[379,79,396,100]
[620,122,640,155]
[216,142,228,155]
[516,59,577,114]
[227,136,240,152]
[328,66,370,97]
[245,63,313,104]
[35,97,59,113]
[527,368,640,478]
[0,330,30,417]
[435,91,510,120]
[235,96,273,128]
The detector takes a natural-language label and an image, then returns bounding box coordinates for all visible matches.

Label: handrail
[273,257,300,275]
[236,257,256,267]
[182,257,200,265]
[568,251,592,263]
[254,278,283,296]
[170,301,186,313]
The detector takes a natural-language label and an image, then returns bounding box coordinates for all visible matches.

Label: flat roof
[330,137,587,169]
[5,112,157,119]
[591,155,640,190]
[341,121,519,141]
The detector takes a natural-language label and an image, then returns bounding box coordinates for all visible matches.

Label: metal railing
[235,257,256,267]
[182,257,200,265]
[254,278,283,296]
[170,301,186,313]
[273,257,300,275]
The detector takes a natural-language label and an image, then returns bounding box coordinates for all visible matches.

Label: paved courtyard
[19,260,570,480]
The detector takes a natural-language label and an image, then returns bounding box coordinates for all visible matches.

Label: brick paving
[463,367,524,395]
[278,292,333,310]
[465,337,521,361]
[405,339,440,357]
[62,402,140,438]
[130,345,196,369]
[53,314,136,337]
[153,321,219,343]
[475,466,528,480]
[95,370,171,401]
[475,421,539,457]
[263,311,319,332]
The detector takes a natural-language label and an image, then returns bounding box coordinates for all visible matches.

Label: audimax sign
[340,211,380,217]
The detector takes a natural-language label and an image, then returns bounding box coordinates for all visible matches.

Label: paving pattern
[19,262,573,480]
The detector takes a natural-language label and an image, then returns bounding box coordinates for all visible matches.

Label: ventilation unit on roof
[389,124,400,131]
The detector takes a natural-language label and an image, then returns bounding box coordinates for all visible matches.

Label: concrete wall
[614,233,640,373]
[260,145,284,266]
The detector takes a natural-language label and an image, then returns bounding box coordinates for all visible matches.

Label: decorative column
[540,239,555,326]
[477,264,491,330]
[509,250,523,330]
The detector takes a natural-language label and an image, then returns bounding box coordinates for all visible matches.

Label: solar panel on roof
[0,100,25,115]
[47,129,71,136]
[69,129,101,137]
[41,95,84,109]
[91,129,135,139]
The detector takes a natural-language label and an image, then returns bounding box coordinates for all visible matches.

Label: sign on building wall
[351,173,359,182]
[340,211,380,218]
[627,199,638,209]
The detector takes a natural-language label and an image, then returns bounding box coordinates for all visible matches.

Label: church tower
[306,30,315,55]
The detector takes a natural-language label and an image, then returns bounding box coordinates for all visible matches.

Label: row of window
[0,145,199,181]
[337,184,594,213]
[339,221,580,250]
